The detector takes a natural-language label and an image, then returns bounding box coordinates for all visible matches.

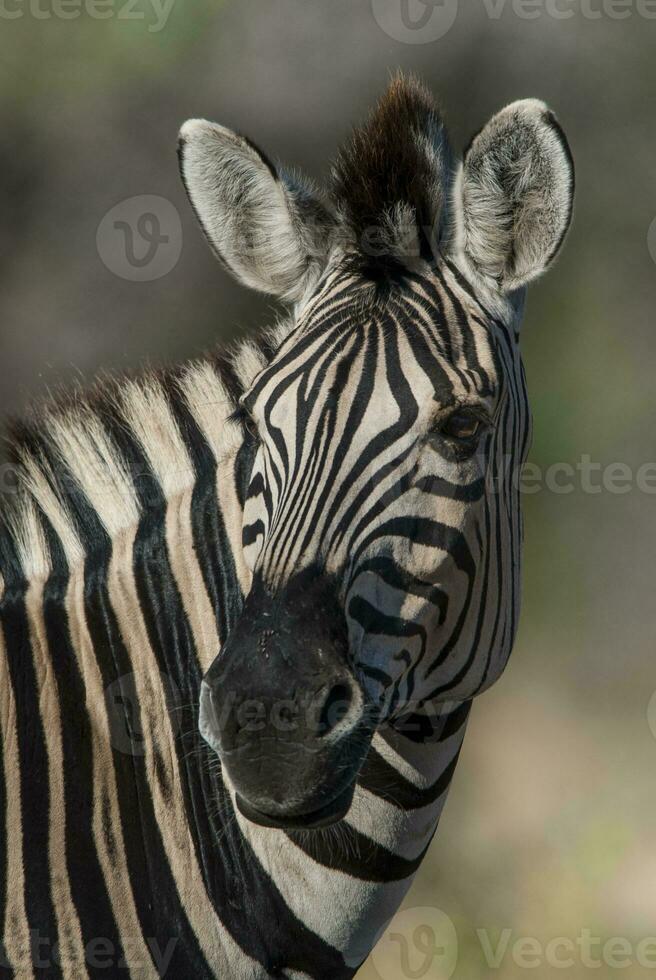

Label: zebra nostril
[317,681,353,737]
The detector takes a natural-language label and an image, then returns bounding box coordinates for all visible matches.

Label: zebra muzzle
[198,569,373,829]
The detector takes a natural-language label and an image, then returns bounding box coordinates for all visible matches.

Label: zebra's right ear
[178,120,335,302]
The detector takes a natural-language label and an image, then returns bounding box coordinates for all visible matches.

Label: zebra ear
[454,100,574,293]
[178,120,334,302]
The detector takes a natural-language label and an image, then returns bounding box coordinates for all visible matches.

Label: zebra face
[201,263,526,830]
[181,75,573,828]
[239,263,517,716]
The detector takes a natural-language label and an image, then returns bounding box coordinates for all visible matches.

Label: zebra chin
[198,569,376,831]
[234,782,358,831]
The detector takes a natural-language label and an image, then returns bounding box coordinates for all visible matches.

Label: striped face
[240,258,530,722]
[184,75,572,831]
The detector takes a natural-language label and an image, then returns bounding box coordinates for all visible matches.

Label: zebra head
[180,76,574,830]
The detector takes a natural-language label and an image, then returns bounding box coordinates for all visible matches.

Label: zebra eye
[441,410,482,442]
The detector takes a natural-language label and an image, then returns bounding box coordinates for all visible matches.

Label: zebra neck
[224,700,472,970]
[0,486,471,976]
[0,344,474,975]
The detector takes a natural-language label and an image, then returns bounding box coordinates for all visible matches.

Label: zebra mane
[0,321,290,587]
[330,72,455,273]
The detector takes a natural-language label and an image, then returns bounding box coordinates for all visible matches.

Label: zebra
[0,74,573,978]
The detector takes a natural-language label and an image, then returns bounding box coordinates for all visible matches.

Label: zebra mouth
[235,782,355,830]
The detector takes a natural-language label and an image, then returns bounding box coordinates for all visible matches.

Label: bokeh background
[1,2,655,977]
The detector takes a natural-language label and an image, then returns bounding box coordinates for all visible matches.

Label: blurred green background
[1,2,655,977]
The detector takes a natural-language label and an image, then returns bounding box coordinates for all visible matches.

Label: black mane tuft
[330,73,454,274]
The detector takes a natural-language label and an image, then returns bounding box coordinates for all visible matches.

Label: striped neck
[0,345,472,976]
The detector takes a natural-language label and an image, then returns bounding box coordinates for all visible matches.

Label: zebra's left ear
[454,100,574,293]
[178,119,335,302]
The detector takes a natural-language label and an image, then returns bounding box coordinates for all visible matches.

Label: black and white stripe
[0,74,573,978]
[0,344,471,977]
[241,259,529,715]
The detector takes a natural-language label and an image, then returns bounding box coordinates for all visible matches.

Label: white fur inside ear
[453,99,574,293]
[179,119,331,301]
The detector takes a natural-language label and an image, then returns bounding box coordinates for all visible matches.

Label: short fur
[179,74,573,297]
[0,75,575,980]
[455,99,575,291]
[178,121,335,302]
